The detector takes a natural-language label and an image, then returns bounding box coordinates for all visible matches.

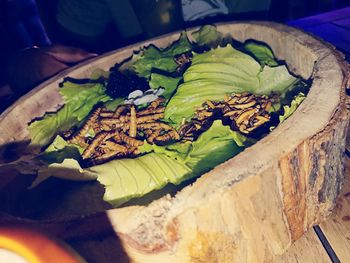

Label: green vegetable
[140,120,251,176]
[131,32,192,78]
[191,25,229,48]
[31,158,98,189]
[187,121,250,174]
[149,73,181,99]
[39,135,83,164]
[96,121,249,206]
[104,98,124,111]
[279,92,306,122]
[244,41,279,67]
[44,135,81,153]
[94,153,192,206]
[165,45,298,125]
[29,136,95,188]
[28,81,112,148]
[32,121,250,207]
[257,65,298,95]
[35,150,192,207]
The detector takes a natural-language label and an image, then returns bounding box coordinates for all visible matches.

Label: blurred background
[0,0,349,111]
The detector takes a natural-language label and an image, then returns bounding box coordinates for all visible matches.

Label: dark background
[0,0,349,108]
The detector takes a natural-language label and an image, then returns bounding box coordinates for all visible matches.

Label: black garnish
[106,68,149,99]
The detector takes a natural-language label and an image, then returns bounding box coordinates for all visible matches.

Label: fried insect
[113,105,128,118]
[174,51,193,74]
[99,112,113,118]
[97,141,127,155]
[149,97,166,109]
[82,131,109,159]
[139,122,174,131]
[174,52,192,66]
[100,112,164,125]
[223,109,241,117]
[146,129,162,144]
[154,130,180,143]
[86,149,126,166]
[129,105,137,137]
[222,93,273,134]
[64,97,181,166]
[236,108,258,125]
[177,118,209,140]
[196,110,213,120]
[137,106,165,116]
[99,105,129,118]
[120,131,144,147]
[178,92,274,138]
[62,128,76,139]
[137,113,165,123]
[67,106,103,147]
[233,100,256,109]
[99,120,127,130]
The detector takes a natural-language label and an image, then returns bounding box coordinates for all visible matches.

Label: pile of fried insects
[62,93,275,166]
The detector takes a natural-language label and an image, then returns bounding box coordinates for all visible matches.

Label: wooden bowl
[0,22,349,262]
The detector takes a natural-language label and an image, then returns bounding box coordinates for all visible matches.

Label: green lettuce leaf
[104,98,124,110]
[186,121,249,168]
[140,120,251,175]
[165,44,298,125]
[279,92,306,123]
[29,136,95,188]
[39,135,83,164]
[257,65,297,95]
[93,153,192,206]
[191,25,229,48]
[131,32,192,78]
[28,81,112,148]
[32,158,98,188]
[32,135,194,206]
[244,41,279,67]
[149,73,181,99]
[139,140,192,160]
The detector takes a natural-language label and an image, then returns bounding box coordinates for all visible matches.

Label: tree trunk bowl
[0,22,349,262]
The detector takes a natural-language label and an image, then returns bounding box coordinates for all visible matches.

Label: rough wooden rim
[106,22,350,261]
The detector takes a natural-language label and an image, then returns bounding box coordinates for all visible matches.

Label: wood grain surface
[275,230,331,263]
[319,155,350,262]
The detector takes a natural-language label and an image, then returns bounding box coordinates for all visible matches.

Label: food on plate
[22,25,309,207]
[61,91,274,167]
[179,92,274,141]
[63,98,180,166]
